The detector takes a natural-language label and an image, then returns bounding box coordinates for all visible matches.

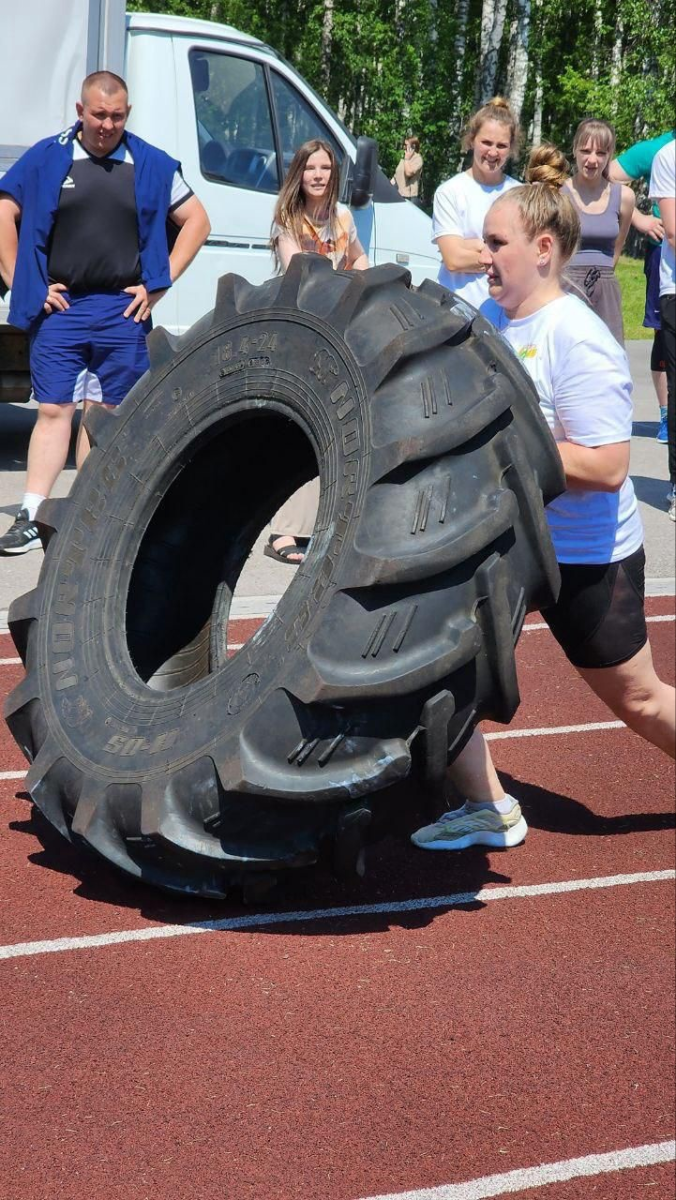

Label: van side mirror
[349,136,378,209]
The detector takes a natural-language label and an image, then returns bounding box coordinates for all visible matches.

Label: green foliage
[616,255,652,341]
[127,0,674,204]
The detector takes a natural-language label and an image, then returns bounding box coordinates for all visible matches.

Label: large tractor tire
[5,257,564,898]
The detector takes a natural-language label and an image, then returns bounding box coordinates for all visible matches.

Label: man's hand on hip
[44,282,70,314]
[123,284,167,323]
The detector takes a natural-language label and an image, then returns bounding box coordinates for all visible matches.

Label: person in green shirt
[610,130,676,443]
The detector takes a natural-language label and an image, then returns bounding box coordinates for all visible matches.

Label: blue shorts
[643,242,662,331]
[29,290,151,405]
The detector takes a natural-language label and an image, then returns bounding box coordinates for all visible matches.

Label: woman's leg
[446,728,505,802]
[410,728,527,850]
[576,640,675,758]
[268,477,319,562]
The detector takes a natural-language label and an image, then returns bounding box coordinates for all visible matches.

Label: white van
[0,2,440,399]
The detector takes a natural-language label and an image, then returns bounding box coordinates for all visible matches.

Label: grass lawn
[617,254,651,340]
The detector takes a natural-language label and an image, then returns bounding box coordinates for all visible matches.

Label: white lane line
[523,614,674,631]
[358,1139,676,1200]
[1,870,672,961]
[486,720,625,740]
[0,770,26,781]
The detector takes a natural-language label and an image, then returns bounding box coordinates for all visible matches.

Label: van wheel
[4,257,563,898]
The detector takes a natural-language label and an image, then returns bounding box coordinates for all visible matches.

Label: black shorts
[651,327,666,373]
[540,546,648,669]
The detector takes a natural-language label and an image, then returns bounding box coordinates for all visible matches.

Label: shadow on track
[9,780,516,935]
[11,765,672,937]
[503,772,675,836]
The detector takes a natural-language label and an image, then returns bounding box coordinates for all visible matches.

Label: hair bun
[525,144,569,188]
[489,95,511,112]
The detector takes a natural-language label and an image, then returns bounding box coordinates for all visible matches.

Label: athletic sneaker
[656,410,668,444]
[0,508,41,555]
[411,800,528,851]
[668,485,676,523]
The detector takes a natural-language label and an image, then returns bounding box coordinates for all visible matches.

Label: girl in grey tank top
[563,118,635,345]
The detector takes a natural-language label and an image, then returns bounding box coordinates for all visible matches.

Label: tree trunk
[453,0,471,96]
[479,0,509,103]
[591,0,604,80]
[532,51,543,148]
[609,14,624,114]
[506,0,531,125]
[449,0,471,166]
[321,0,334,89]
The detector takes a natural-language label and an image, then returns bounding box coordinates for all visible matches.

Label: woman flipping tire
[5,255,563,897]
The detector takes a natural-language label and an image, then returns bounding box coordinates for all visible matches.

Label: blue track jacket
[0,122,180,331]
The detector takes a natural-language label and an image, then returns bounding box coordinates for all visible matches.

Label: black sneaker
[0,508,41,555]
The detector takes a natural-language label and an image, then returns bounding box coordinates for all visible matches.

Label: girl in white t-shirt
[432,97,521,310]
[267,139,368,564]
[412,144,675,855]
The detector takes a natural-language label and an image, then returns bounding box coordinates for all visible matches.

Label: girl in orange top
[267,140,368,564]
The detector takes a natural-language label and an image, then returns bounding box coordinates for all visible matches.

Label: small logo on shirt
[517,344,538,360]
[61,175,75,189]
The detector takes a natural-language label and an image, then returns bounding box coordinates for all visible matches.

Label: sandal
[263,534,306,566]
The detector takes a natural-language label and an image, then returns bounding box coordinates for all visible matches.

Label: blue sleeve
[0,152,28,207]
[0,138,57,209]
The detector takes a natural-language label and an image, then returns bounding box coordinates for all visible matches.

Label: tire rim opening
[125,409,317,690]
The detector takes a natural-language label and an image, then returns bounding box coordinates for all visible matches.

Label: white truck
[0,0,440,402]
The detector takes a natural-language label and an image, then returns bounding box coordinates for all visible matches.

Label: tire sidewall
[36,310,371,781]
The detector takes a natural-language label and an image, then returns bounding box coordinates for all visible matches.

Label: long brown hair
[271,139,340,270]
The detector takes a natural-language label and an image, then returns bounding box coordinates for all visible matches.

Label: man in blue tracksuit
[0,71,210,554]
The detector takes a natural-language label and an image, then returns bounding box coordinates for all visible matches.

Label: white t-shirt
[480,294,643,564]
[649,139,676,296]
[432,171,520,309]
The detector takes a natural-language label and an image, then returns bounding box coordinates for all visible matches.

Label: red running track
[0,599,674,1200]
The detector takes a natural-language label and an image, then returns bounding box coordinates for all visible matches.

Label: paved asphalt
[0,339,673,630]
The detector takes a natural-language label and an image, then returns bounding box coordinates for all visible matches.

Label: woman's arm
[404,153,423,179]
[612,184,636,266]
[274,230,304,272]
[436,234,486,275]
[347,235,369,270]
[630,208,664,241]
[657,196,676,252]
[547,330,634,492]
[557,439,630,492]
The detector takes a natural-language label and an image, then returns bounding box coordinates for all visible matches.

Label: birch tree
[320,0,334,88]
[506,0,531,125]
[479,0,509,103]
[133,0,675,207]
[449,0,471,159]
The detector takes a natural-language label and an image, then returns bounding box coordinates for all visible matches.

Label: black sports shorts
[540,546,648,669]
[651,327,666,373]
